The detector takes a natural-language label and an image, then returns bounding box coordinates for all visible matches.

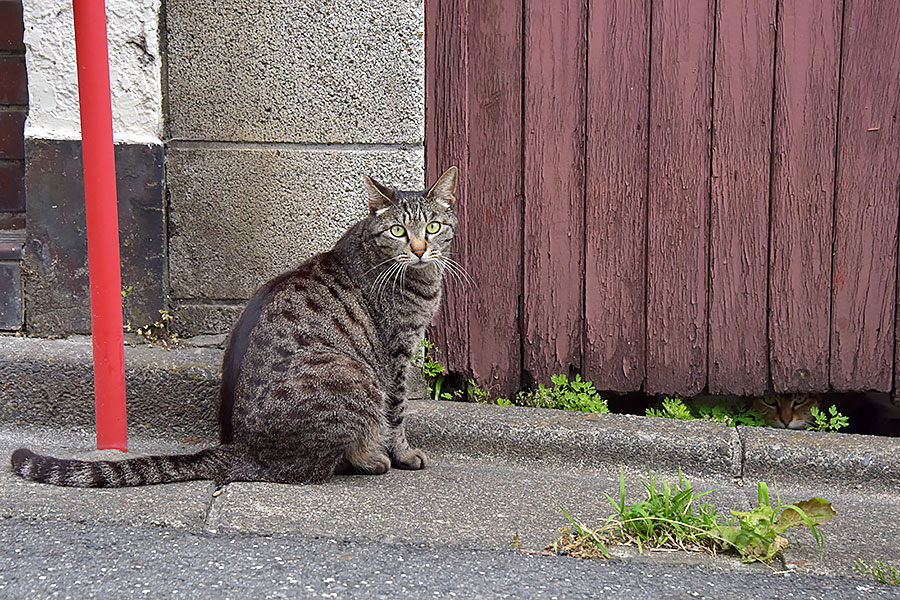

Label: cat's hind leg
[244,350,390,484]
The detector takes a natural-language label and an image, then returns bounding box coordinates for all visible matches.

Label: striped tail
[9,445,237,488]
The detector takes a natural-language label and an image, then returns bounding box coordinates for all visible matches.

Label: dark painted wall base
[0,230,24,330]
[23,139,166,336]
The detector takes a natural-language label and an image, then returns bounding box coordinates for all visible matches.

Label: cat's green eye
[763,398,777,408]
[426,221,442,235]
[389,225,406,238]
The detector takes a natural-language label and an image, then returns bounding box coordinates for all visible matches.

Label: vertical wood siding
[646,0,714,395]
[427,0,900,400]
[522,0,587,383]
[829,0,900,392]
[425,0,469,373]
[707,0,774,395]
[768,0,841,392]
[465,0,523,395]
[583,0,650,392]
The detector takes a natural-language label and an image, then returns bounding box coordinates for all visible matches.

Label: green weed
[646,397,693,420]
[515,374,610,414]
[415,338,448,401]
[645,397,767,427]
[808,405,849,433]
[553,470,835,565]
[855,559,900,585]
[712,481,834,563]
[467,379,492,403]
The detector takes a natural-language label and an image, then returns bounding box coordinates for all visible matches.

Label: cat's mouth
[408,258,434,269]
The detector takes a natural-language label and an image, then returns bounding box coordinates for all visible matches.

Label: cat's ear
[426,166,458,207]
[364,175,395,215]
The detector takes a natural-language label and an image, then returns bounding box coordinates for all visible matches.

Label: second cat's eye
[426,221,442,234]
[763,398,777,408]
[390,225,406,238]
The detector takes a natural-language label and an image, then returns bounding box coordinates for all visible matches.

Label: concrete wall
[19,0,425,336]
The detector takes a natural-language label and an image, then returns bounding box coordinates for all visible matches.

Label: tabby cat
[752,393,820,429]
[10,167,460,487]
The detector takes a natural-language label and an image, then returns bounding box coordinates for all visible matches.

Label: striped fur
[10,446,238,488]
[10,167,459,488]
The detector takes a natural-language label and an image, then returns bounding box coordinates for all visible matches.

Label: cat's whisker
[436,256,473,288]
[437,263,464,289]
[371,259,404,301]
[380,263,403,300]
[365,256,399,276]
[441,256,474,285]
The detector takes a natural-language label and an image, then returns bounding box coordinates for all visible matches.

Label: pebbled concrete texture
[3,335,900,490]
[165,0,425,144]
[407,400,742,481]
[0,336,220,440]
[203,460,749,558]
[166,145,425,314]
[2,422,897,580]
[0,425,212,530]
[740,426,900,493]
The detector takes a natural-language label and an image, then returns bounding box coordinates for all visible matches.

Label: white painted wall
[22,0,163,144]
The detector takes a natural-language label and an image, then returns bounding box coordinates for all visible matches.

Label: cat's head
[752,394,819,429]
[362,166,459,270]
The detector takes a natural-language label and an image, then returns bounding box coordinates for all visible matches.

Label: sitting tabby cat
[10,167,460,487]
[752,393,820,429]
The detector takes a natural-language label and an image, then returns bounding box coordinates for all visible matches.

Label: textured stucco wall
[22,0,162,143]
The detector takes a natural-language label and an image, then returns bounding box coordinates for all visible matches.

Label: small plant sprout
[712,481,835,563]
[515,374,609,414]
[808,405,849,433]
[415,338,448,401]
[552,470,835,565]
[646,397,693,420]
[855,559,900,585]
[467,380,492,404]
[134,310,179,349]
[645,397,767,427]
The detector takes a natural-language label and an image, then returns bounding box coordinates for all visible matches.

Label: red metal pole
[72,0,127,451]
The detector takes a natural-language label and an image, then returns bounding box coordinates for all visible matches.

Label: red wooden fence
[426,0,900,399]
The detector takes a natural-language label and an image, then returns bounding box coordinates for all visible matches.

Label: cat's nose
[411,246,426,258]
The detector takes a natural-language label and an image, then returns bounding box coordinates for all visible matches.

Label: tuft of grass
[808,405,849,433]
[551,470,835,565]
[855,559,900,585]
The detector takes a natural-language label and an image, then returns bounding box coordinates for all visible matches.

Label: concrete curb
[1,336,220,439]
[2,335,899,492]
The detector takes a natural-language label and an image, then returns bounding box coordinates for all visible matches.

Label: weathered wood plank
[465,0,523,397]
[522,0,586,384]
[831,0,900,392]
[646,0,714,395]
[426,0,470,375]
[769,0,841,392]
[707,0,775,395]
[583,0,649,392]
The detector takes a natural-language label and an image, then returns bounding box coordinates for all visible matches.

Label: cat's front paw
[391,448,429,470]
